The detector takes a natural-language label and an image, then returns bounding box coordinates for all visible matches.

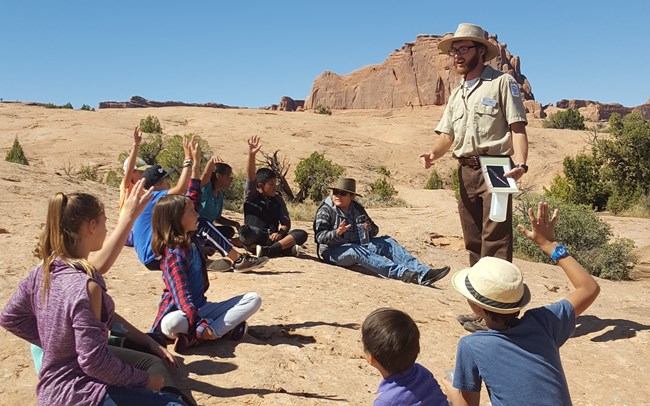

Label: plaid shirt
[150,178,211,339]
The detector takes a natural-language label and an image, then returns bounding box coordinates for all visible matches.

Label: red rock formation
[278,96,305,112]
[555,99,634,121]
[305,32,534,110]
[98,96,239,110]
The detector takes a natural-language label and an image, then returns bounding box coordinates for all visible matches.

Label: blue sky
[2,1,648,109]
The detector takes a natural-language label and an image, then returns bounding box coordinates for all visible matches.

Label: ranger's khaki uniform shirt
[435,65,527,158]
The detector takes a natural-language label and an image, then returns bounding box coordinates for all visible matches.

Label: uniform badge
[510,83,521,98]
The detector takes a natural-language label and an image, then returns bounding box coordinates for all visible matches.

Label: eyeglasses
[332,190,349,197]
[448,45,477,56]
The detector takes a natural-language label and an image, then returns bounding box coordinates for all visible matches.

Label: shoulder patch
[510,82,521,98]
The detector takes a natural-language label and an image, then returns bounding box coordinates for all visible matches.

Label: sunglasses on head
[332,189,349,197]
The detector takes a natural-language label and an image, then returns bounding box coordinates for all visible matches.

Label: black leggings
[239,225,308,247]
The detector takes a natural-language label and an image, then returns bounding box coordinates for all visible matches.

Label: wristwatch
[550,245,569,261]
[514,163,529,173]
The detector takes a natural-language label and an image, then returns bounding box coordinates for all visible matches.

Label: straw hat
[451,257,530,314]
[123,157,151,173]
[438,23,499,61]
[327,178,362,197]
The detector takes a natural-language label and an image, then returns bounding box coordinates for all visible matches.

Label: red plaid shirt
[150,178,211,339]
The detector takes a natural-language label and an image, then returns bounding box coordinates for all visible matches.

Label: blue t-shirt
[132,190,168,265]
[453,300,576,406]
[374,363,448,406]
[200,183,223,223]
[187,244,206,309]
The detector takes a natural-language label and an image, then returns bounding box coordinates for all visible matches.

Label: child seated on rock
[240,135,307,257]
[362,308,448,405]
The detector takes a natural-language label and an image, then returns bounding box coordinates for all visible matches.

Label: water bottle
[356,214,370,245]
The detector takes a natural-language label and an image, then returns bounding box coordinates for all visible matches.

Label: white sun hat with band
[451,256,531,314]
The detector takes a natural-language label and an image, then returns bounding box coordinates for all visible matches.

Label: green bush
[545,153,610,210]
[542,108,586,130]
[377,166,391,177]
[314,105,332,115]
[105,170,121,188]
[44,102,74,109]
[155,134,212,183]
[222,171,246,213]
[513,194,636,280]
[77,164,100,182]
[294,152,344,202]
[139,115,163,134]
[80,104,95,111]
[5,137,29,165]
[137,133,163,166]
[425,169,444,190]
[451,167,460,200]
[369,177,398,200]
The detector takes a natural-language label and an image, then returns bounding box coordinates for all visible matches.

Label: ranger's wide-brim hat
[452,256,531,314]
[439,23,499,62]
[327,178,362,197]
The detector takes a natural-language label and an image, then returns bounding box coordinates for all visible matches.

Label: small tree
[155,134,212,183]
[542,108,586,130]
[139,115,163,134]
[294,151,344,202]
[5,137,29,165]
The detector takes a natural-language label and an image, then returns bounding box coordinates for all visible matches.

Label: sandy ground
[0,103,649,405]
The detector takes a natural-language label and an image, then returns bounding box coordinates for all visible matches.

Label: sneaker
[206,258,234,272]
[401,270,420,284]
[462,319,488,333]
[173,333,200,354]
[420,266,451,286]
[255,245,270,258]
[291,245,301,257]
[233,253,269,272]
[224,321,248,341]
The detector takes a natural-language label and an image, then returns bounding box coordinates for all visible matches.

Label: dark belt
[457,155,481,168]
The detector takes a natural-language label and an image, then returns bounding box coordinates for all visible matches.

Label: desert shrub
[155,134,212,183]
[513,194,636,280]
[425,169,444,190]
[542,108,586,130]
[5,137,29,165]
[139,115,163,134]
[369,177,397,200]
[314,105,332,115]
[80,104,95,111]
[44,102,73,109]
[294,152,344,203]
[222,171,246,213]
[105,170,121,188]
[616,193,650,218]
[77,164,100,182]
[545,153,610,210]
[360,177,407,208]
[285,200,319,222]
[377,166,391,177]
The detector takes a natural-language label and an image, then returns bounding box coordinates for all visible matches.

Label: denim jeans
[160,293,262,339]
[322,236,429,282]
[102,386,187,406]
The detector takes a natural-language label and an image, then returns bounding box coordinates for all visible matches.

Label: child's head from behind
[211,162,233,189]
[142,165,172,190]
[151,195,197,256]
[362,308,420,376]
[255,168,277,197]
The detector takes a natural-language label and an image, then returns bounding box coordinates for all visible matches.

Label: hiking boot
[420,266,451,286]
[462,319,488,333]
[224,321,248,341]
[233,253,269,272]
[401,270,420,284]
[456,314,481,325]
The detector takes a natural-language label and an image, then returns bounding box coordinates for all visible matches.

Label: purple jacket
[0,259,148,406]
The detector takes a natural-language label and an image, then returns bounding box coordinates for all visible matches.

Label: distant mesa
[553,99,650,121]
[98,96,240,110]
[304,32,535,112]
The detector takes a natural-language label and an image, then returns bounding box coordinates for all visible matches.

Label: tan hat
[123,157,150,173]
[327,178,362,197]
[451,257,530,314]
[438,23,499,62]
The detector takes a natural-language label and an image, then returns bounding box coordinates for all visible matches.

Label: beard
[455,51,480,75]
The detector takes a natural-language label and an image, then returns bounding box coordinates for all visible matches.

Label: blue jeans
[102,386,187,406]
[322,236,429,282]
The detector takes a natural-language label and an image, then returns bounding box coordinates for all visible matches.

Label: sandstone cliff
[305,32,534,110]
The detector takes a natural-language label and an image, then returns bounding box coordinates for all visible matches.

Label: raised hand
[517,201,558,250]
[247,135,262,155]
[189,135,200,164]
[182,135,192,160]
[123,178,154,219]
[133,126,142,145]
